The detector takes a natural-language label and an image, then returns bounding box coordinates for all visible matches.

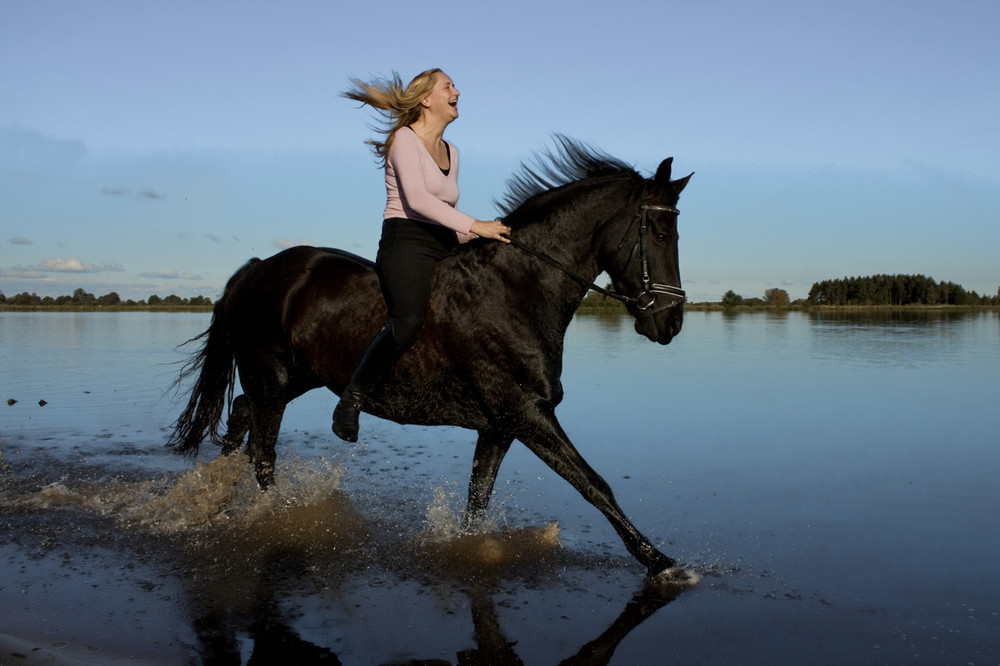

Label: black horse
[170,138,692,579]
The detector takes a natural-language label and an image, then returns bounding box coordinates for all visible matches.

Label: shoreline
[2,303,997,314]
[577,302,999,314]
[0,305,214,313]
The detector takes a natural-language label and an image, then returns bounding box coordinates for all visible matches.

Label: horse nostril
[669,316,683,338]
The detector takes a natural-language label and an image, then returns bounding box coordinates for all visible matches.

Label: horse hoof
[649,565,701,587]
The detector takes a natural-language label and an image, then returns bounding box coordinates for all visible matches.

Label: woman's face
[421,72,460,123]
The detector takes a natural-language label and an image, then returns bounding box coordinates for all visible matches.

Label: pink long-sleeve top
[383,126,476,235]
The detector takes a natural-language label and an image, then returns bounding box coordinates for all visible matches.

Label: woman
[334,68,510,442]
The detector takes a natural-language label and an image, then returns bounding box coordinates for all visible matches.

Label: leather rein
[508,187,686,313]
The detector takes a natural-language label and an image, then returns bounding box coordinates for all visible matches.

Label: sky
[2,0,998,303]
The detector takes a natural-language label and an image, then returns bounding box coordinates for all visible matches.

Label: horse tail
[167,257,261,456]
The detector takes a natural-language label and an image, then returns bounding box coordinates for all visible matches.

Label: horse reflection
[190,578,683,665]
[193,599,341,666]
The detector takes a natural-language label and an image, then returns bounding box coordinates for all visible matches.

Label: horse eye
[654,233,668,245]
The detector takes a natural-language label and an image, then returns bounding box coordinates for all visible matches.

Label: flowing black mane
[495,135,638,217]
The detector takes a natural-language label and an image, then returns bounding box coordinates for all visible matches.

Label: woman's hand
[470,219,511,243]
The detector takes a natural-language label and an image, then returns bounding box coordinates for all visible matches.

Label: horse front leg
[464,431,514,530]
[517,405,677,578]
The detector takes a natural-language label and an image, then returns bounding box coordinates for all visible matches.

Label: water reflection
[189,579,681,665]
[806,309,996,368]
[807,307,995,325]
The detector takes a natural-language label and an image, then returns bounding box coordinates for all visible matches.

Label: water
[1,310,998,664]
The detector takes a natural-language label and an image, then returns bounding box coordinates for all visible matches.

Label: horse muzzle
[632,305,681,345]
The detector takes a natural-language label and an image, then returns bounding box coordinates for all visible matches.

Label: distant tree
[764,288,790,307]
[163,294,184,305]
[72,288,95,304]
[10,292,41,305]
[721,290,744,308]
[148,295,162,305]
[0,291,5,303]
[97,292,121,306]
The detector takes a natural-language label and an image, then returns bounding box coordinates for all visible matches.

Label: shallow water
[1,310,998,664]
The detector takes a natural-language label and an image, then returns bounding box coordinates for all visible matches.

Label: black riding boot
[332,324,403,442]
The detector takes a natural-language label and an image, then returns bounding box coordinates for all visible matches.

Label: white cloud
[137,270,202,280]
[102,185,165,199]
[0,267,46,279]
[37,258,124,273]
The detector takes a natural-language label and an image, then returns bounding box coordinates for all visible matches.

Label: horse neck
[511,176,637,283]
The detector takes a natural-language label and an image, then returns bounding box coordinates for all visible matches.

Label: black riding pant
[375,217,458,349]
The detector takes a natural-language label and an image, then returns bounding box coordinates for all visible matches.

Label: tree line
[806,274,997,306]
[718,275,998,308]
[4,274,998,311]
[721,288,791,308]
[0,288,213,308]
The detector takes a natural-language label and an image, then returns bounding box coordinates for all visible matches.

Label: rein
[507,189,686,312]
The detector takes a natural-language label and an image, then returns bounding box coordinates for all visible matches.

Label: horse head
[607,158,692,345]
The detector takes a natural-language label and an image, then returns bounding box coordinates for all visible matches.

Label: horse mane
[495,135,638,217]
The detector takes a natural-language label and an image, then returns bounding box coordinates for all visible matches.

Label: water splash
[423,481,467,540]
[418,481,561,575]
[7,452,567,582]
[10,452,351,537]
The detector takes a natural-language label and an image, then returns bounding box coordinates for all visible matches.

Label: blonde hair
[343,68,443,163]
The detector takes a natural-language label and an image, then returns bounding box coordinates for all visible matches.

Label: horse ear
[654,157,674,184]
[672,172,694,194]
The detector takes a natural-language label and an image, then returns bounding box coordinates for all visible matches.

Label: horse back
[225,244,565,430]
[221,246,382,390]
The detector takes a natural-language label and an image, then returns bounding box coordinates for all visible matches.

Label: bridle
[508,184,686,313]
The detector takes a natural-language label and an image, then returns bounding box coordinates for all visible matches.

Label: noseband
[508,186,686,313]
[617,195,686,312]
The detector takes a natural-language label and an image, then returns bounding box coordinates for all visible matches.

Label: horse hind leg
[221,394,252,455]
[219,393,279,488]
[464,431,514,530]
[244,398,286,489]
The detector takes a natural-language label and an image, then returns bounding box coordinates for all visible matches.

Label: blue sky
[2,0,998,303]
